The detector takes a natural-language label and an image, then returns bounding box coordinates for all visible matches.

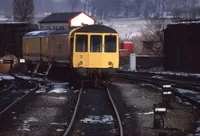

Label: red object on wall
[122,41,133,53]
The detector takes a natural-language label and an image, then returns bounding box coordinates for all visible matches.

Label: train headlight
[19,59,25,63]
[78,61,83,67]
[108,61,113,68]
[0,59,3,63]
[108,61,112,65]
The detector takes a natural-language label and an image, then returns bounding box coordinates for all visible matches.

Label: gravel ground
[0,81,79,136]
[109,82,200,136]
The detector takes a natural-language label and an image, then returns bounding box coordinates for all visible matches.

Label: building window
[52,26,58,29]
[45,26,52,30]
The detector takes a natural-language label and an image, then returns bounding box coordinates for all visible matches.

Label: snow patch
[177,88,199,95]
[138,111,154,115]
[50,122,67,126]
[56,129,64,132]
[48,88,68,93]
[80,115,114,124]
[18,117,38,132]
[196,127,200,133]
[48,96,66,100]
[0,74,14,80]
[36,87,47,94]
[23,117,38,124]
[152,75,163,79]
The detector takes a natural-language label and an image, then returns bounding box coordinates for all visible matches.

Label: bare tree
[67,0,80,12]
[12,0,34,22]
[140,18,170,56]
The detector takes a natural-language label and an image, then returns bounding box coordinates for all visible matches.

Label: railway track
[117,70,200,84]
[117,73,200,93]
[0,75,39,119]
[63,82,123,136]
[116,73,200,109]
[0,78,15,94]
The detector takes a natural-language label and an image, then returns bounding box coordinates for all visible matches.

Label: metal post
[130,53,136,71]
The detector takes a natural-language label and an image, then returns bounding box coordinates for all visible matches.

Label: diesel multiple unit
[22,25,119,84]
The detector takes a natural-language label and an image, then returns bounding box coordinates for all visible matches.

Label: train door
[72,34,89,68]
[88,34,103,68]
[52,36,68,63]
[70,37,74,62]
[102,34,119,68]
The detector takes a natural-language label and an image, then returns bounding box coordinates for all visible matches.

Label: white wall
[70,13,95,27]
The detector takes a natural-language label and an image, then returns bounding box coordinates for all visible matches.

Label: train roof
[74,25,118,33]
[23,29,71,38]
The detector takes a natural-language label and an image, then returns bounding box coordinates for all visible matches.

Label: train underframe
[25,61,115,88]
[73,68,116,87]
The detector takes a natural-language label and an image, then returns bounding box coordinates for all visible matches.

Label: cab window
[75,35,88,52]
[105,35,117,52]
[90,35,102,52]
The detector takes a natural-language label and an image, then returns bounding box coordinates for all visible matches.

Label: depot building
[39,11,96,30]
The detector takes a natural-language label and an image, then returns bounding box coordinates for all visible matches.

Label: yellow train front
[21,24,119,84]
[71,25,119,82]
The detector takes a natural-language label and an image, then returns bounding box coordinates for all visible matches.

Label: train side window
[75,35,88,52]
[105,35,117,52]
[90,35,102,52]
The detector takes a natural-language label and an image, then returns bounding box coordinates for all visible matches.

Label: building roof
[39,12,82,23]
[73,25,118,33]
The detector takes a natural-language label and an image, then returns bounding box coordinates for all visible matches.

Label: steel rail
[106,87,124,136]
[117,75,200,109]
[0,81,38,116]
[117,73,200,92]
[0,80,15,94]
[63,88,83,136]
[117,73,200,87]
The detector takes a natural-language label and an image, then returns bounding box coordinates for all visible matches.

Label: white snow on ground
[47,96,67,100]
[177,88,200,95]
[100,19,146,39]
[48,82,69,93]
[50,122,67,126]
[14,74,45,82]
[138,111,154,115]
[151,75,163,79]
[17,117,38,132]
[80,115,114,124]
[147,70,200,78]
[48,88,68,93]
[0,74,14,80]
[56,129,64,132]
